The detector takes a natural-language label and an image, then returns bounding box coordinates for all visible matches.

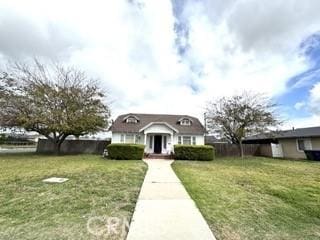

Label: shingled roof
[110,113,206,134]
[245,126,320,141]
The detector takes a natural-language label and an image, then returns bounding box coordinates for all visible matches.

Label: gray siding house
[244,126,320,159]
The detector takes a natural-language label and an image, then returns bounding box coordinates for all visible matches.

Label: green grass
[172,157,320,240]
[0,153,147,240]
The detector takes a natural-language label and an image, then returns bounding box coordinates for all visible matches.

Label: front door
[154,135,162,154]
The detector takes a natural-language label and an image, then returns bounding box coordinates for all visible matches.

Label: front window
[120,134,125,143]
[126,134,134,143]
[183,136,191,145]
[192,136,196,145]
[135,135,141,144]
[178,136,182,144]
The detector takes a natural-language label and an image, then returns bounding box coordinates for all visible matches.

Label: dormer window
[123,115,140,124]
[179,118,192,126]
[181,119,191,125]
[126,117,138,123]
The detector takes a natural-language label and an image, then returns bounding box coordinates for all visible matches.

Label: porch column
[144,133,147,145]
[170,133,174,152]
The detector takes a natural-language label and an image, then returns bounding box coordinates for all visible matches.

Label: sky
[0,0,320,130]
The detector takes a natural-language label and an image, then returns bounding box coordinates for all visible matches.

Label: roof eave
[139,122,179,133]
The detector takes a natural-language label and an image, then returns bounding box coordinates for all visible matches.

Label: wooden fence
[207,143,261,157]
[36,139,265,157]
[37,139,111,154]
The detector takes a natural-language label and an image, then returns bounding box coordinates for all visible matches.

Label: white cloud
[0,0,320,124]
[285,82,320,128]
[227,0,320,53]
[309,82,320,114]
[282,114,320,129]
[294,101,306,110]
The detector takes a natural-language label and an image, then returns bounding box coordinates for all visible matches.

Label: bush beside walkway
[174,145,214,160]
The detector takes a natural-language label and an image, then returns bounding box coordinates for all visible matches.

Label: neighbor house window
[178,136,182,144]
[126,134,134,143]
[183,136,191,145]
[120,134,125,143]
[163,136,167,149]
[149,136,153,149]
[296,139,312,152]
[192,136,196,145]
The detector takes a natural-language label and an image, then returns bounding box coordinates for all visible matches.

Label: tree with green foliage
[0,134,6,145]
[206,92,280,158]
[0,60,110,154]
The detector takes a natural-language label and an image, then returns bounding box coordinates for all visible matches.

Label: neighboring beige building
[244,127,320,159]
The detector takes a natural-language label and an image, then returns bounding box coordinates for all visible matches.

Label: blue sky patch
[276,32,320,118]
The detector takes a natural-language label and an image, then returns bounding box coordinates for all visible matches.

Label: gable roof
[139,122,179,133]
[110,113,205,134]
[245,126,320,141]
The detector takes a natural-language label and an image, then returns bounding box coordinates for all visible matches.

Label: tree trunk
[53,141,62,155]
[239,141,244,158]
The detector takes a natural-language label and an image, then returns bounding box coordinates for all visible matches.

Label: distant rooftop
[245,126,320,141]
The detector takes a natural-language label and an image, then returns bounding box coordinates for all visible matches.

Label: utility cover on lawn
[43,177,69,183]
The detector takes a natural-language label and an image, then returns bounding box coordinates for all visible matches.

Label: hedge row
[106,143,214,160]
[106,143,144,160]
[174,144,214,161]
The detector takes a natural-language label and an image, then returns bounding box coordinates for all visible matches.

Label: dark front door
[154,135,162,154]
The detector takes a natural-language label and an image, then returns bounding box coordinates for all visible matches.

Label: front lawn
[0,154,147,240]
[172,157,320,240]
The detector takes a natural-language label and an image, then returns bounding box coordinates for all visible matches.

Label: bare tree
[0,59,110,154]
[206,92,280,158]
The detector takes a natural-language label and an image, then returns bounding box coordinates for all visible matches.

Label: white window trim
[123,115,140,123]
[125,134,135,144]
[121,134,141,144]
[126,117,138,123]
[177,135,198,145]
[178,117,193,126]
[296,138,312,152]
[135,134,140,144]
[182,136,192,145]
[181,120,191,126]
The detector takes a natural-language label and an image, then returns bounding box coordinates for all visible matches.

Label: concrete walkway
[126,159,216,240]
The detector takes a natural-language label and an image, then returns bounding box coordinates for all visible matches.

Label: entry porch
[140,122,177,155]
[143,133,173,155]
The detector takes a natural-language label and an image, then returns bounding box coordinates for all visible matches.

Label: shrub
[0,134,6,144]
[107,144,145,160]
[174,145,214,161]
